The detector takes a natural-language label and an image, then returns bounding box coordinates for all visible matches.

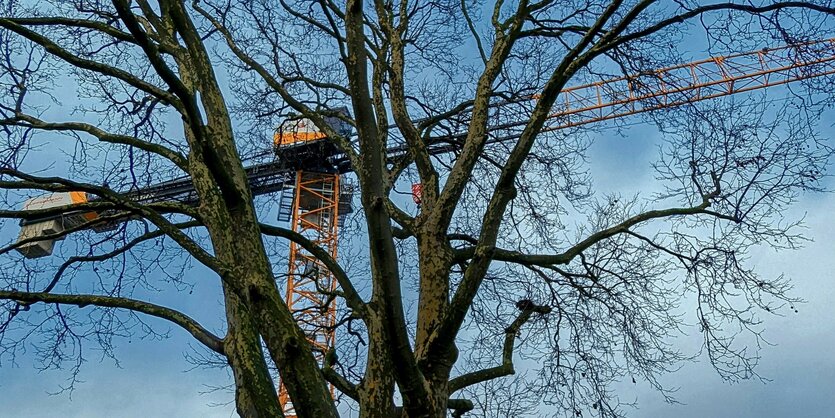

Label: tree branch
[37,220,203,297]
[0,17,181,107]
[0,290,224,354]
[604,2,835,52]
[258,223,367,318]
[322,348,359,400]
[4,16,178,55]
[0,168,226,275]
[448,300,550,393]
[2,113,189,171]
[453,196,729,267]
[190,1,359,166]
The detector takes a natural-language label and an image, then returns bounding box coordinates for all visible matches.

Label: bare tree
[1,1,834,417]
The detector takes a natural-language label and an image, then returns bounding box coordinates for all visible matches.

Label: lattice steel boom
[543,38,835,131]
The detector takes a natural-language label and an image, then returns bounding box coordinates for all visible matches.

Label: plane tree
[1,1,834,417]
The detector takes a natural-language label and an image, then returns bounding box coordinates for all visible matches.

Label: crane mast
[9,39,835,416]
[271,113,353,417]
[276,172,341,416]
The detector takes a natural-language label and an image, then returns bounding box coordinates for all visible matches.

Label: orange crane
[10,38,835,417]
[543,38,835,131]
[272,38,835,416]
[271,117,349,415]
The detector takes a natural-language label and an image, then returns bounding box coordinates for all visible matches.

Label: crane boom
[543,38,835,131]
[16,38,833,234]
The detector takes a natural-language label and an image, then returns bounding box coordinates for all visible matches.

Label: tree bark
[160,1,338,414]
[222,286,285,418]
[413,230,457,418]
[357,307,397,418]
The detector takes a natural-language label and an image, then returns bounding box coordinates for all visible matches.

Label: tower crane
[8,38,835,416]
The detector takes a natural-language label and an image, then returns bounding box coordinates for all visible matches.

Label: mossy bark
[163,1,338,415]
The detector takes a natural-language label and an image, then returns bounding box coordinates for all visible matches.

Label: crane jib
[11,38,835,258]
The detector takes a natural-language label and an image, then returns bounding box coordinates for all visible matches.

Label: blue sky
[3,93,834,418]
[589,118,835,418]
[3,9,835,418]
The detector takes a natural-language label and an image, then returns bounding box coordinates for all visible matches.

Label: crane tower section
[276,172,341,416]
[274,114,351,416]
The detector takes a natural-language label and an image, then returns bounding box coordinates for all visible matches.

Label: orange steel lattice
[277,171,341,417]
[538,38,835,131]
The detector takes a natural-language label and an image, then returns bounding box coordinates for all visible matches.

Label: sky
[3,9,835,418]
[591,122,835,418]
[2,102,834,418]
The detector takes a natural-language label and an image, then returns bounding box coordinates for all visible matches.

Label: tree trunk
[413,231,457,418]
[357,307,397,418]
[205,193,339,418]
[222,285,285,418]
[414,229,453,364]
[165,4,340,413]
